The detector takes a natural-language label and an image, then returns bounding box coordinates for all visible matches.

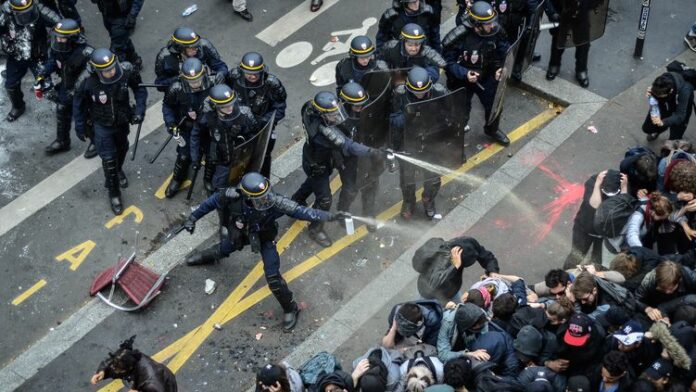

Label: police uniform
[38,0,80,25]
[154,27,228,92]
[161,58,212,198]
[389,70,448,219]
[443,19,511,145]
[0,0,60,121]
[41,19,93,155]
[291,92,381,248]
[90,0,143,67]
[190,85,259,190]
[184,173,346,331]
[376,1,442,52]
[225,52,287,178]
[73,49,147,215]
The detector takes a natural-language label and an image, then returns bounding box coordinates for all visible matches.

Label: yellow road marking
[12,279,47,306]
[55,240,96,271]
[104,205,144,229]
[154,174,193,200]
[98,107,558,390]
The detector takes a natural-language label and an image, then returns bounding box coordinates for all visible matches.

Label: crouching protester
[181,172,349,331]
[383,300,443,350]
[412,236,500,303]
[90,336,177,392]
[255,363,304,392]
[351,347,403,392]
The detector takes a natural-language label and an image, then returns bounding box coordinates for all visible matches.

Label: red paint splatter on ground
[534,165,584,243]
[493,218,511,229]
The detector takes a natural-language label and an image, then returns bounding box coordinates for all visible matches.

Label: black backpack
[593,193,639,238]
[666,61,696,115]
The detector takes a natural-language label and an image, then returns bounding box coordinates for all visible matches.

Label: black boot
[84,138,98,159]
[103,159,123,215]
[186,245,221,266]
[484,115,510,146]
[546,65,560,81]
[267,274,300,331]
[308,222,332,247]
[118,171,128,188]
[166,156,190,198]
[575,70,589,88]
[282,302,300,332]
[46,105,72,154]
[203,163,215,195]
[422,197,437,220]
[5,87,25,122]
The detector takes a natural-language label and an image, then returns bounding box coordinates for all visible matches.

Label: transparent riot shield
[227,111,275,186]
[488,32,522,125]
[556,0,610,48]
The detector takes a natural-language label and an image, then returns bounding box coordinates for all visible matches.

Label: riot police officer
[456,0,538,37]
[190,84,259,192]
[40,19,94,157]
[39,0,80,26]
[291,91,386,248]
[162,58,212,198]
[183,172,349,331]
[376,0,441,53]
[443,1,511,145]
[390,67,448,220]
[225,51,287,178]
[0,0,60,122]
[544,0,596,87]
[154,26,228,92]
[90,0,143,69]
[336,82,386,231]
[73,48,147,215]
[334,35,389,94]
[379,23,446,84]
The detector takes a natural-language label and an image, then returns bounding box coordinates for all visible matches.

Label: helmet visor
[216,101,239,122]
[249,192,274,211]
[94,60,123,84]
[12,5,38,26]
[181,69,210,93]
[321,105,348,126]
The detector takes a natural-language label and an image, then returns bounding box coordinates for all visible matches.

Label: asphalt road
[1,0,696,390]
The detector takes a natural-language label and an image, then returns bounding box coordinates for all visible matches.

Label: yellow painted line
[98,107,559,391]
[154,174,193,200]
[11,279,47,306]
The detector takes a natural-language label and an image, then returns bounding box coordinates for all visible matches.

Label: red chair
[89,252,167,311]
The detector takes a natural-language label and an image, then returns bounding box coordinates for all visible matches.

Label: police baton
[149,117,187,164]
[187,158,203,200]
[139,83,168,88]
[130,120,144,161]
[163,223,186,243]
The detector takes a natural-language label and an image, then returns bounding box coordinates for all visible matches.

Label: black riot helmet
[339,82,369,115]
[180,57,210,93]
[10,0,38,26]
[240,172,274,211]
[90,48,123,85]
[312,91,348,126]
[51,19,81,53]
[405,66,433,97]
[400,23,426,45]
[209,84,239,122]
[170,26,201,56]
[238,51,266,87]
[349,35,376,59]
[465,1,500,36]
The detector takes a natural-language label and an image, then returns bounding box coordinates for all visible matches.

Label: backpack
[406,350,438,377]
[299,352,342,392]
[593,193,639,238]
[412,238,448,273]
[475,373,525,392]
[624,146,655,159]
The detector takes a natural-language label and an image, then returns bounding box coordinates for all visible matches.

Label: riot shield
[227,111,275,185]
[556,0,610,49]
[488,32,522,125]
[402,87,468,181]
[517,2,544,75]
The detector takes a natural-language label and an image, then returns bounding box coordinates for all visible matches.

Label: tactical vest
[448,32,502,75]
[232,79,271,118]
[1,17,44,61]
[206,113,244,165]
[165,82,208,130]
[84,71,133,127]
[301,102,334,168]
[53,44,92,90]
[95,0,132,17]
[486,0,526,38]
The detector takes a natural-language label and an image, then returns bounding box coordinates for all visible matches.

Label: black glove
[548,13,560,23]
[213,72,226,85]
[191,161,201,171]
[76,132,86,142]
[125,14,137,31]
[184,216,196,234]
[370,147,387,159]
[167,125,178,135]
[130,114,144,125]
[331,211,351,221]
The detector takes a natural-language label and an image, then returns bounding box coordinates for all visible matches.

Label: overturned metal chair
[89,252,167,312]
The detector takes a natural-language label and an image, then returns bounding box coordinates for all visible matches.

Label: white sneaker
[684,34,696,52]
